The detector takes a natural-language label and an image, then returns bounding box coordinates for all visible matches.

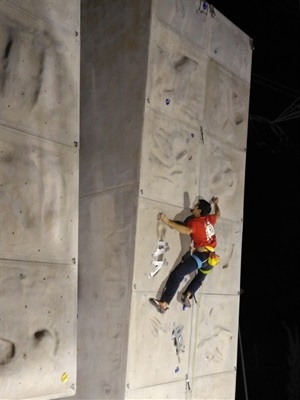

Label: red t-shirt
[186,215,217,249]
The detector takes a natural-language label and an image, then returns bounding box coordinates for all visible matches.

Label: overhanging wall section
[125,2,252,399]
[0,1,80,399]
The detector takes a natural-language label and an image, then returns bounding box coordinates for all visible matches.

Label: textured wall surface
[0,1,80,399]
[126,1,251,398]
[78,1,252,400]
[0,0,251,399]
[76,1,152,399]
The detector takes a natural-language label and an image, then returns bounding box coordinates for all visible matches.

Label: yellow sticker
[61,372,68,383]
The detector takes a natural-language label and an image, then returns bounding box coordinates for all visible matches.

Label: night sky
[210,1,300,399]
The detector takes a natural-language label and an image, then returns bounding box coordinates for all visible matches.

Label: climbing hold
[61,372,68,383]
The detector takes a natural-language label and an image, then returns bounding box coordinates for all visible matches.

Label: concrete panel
[140,109,203,207]
[209,9,253,83]
[75,185,138,400]
[192,371,237,400]
[146,19,208,123]
[204,59,250,150]
[190,294,239,378]
[126,292,192,390]
[5,0,80,31]
[0,0,80,146]
[199,138,247,223]
[0,125,79,265]
[0,260,77,400]
[79,0,151,196]
[153,0,211,51]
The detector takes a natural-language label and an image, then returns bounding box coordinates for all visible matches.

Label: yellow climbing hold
[61,372,68,383]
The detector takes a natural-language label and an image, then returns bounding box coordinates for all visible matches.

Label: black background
[210,1,300,399]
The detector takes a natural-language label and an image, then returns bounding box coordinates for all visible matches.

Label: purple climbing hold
[175,366,179,373]
[166,98,170,105]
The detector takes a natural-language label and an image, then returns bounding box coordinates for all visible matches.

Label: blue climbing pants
[160,251,209,305]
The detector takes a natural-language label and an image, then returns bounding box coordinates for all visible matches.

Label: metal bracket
[152,240,170,257]
[172,324,185,362]
[148,258,168,279]
[148,240,169,279]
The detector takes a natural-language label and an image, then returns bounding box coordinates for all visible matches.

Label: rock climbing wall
[0,1,80,399]
[78,1,252,399]
[125,2,251,398]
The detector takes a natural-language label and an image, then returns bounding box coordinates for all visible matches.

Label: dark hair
[198,199,211,216]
